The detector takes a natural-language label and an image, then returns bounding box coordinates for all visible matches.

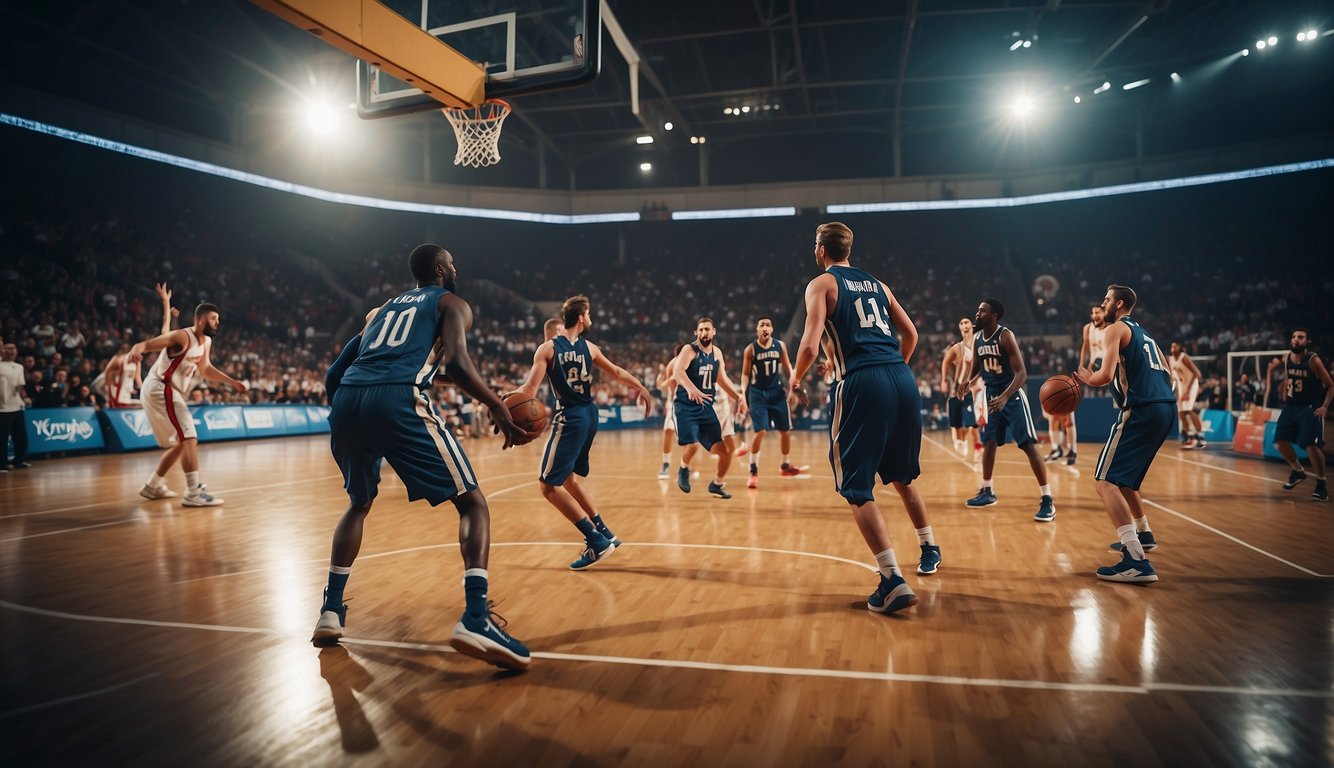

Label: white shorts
[972,388,989,426]
[1176,380,1199,411]
[140,378,195,447]
[712,396,735,438]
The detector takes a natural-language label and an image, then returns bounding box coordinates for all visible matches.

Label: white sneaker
[139,483,178,500]
[182,484,224,507]
[311,607,346,646]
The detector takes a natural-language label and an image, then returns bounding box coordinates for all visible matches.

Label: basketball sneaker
[1034,495,1056,522]
[1045,447,1064,462]
[1065,451,1078,466]
[868,573,918,614]
[1096,551,1159,583]
[657,462,670,479]
[311,590,347,647]
[1109,530,1158,552]
[734,446,749,458]
[707,481,732,499]
[449,607,531,670]
[1314,480,1329,502]
[1192,438,1207,450]
[965,488,998,507]
[182,484,223,507]
[569,537,617,570]
[1283,470,1307,490]
[747,466,758,489]
[1182,437,1197,449]
[917,544,941,575]
[139,483,178,500]
[779,463,802,477]
[677,467,691,493]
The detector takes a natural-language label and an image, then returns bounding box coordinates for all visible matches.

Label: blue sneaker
[311,589,347,647]
[1034,495,1055,522]
[917,544,941,575]
[965,487,998,507]
[677,467,692,493]
[707,481,732,499]
[1096,551,1159,583]
[868,573,918,614]
[1109,530,1157,552]
[569,537,617,570]
[450,605,531,670]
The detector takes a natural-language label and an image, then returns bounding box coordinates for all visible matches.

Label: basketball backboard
[357,0,599,119]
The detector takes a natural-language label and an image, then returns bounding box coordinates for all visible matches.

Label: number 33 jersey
[341,286,450,389]
[824,264,904,378]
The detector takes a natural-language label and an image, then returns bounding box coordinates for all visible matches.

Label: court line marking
[0,474,344,520]
[1140,498,1332,578]
[1158,451,1284,485]
[0,596,1327,700]
[0,673,160,719]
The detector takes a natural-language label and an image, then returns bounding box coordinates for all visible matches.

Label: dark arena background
[1,2,1331,766]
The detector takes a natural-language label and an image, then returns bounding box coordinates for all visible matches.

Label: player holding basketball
[1267,329,1332,501]
[129,302,247,505]
[741,317,801,488]
[670,317,743,499]
[312,244,534,671]
[958,298,1055,521]
[1170,342,1207,449]
[792,222,939,615]
[516,295,654,569]
[1075,284,1176,582]
[941,317,981,460]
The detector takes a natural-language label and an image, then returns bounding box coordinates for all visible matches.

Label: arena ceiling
[2,0,1331,190]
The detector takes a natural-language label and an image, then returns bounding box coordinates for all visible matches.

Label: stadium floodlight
[690,136,698,144]
[1170,72,1181,82]
[1268,36,1278,45]
[1297,32,1308,42]
[1010,96,1035,117]
[1256,40,1266,50]
[697,136,707,144]
[1010,39,1024,51]
[1308,30,1318,39]
[1093,81,1111,94]
[635,135,654,144]
[723,107,733,115]
[741,105,751,113]
[1242,48,1250,56]
[639,162,652,172]
[305,103,340,135]
[1073,96,1082,103]
[1122,78,1151,91]
[664,121,673,131]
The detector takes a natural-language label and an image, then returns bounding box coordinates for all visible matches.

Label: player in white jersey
[1169,342,1206,449]
[655,351,679,478]
[129,302,247,506]
[941,317,981,460]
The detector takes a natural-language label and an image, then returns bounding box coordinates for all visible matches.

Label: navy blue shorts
[829,364,922,504]
[330,384,479,507]
[981,389,1038,447]
[1095,401,1174,490]
[675,398,723,449]
[947,396,978,429]
[748,386,792,432]
[1275,403,1326,449]
[539,402,597,485]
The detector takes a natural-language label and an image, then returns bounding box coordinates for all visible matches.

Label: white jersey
[112,357,139,404]
[1169,352,1189,381]
[1087,323,1108,363]
[952,340,975,386]
[146,329,210,393]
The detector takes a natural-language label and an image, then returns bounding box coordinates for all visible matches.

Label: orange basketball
[502,392,549,434]
[1040,374,1082,415]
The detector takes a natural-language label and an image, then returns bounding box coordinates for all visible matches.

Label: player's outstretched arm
[436,293,528,448]
[199,344,248,394]
[589,342,653,417]
[516,342,553,400]
[128,329,189,364]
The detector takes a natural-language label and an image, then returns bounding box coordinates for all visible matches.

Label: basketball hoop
[441,99,512,168]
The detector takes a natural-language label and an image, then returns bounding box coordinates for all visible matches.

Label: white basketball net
[441,99,511,168]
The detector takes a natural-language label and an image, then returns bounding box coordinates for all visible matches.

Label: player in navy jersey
[791,222,939,615]
[956,298,1055,522]
[312,244,535,670]
[1267,328,1332,501]
[1075,284,1176,582]
[670,317,745,499]
[516,295,654,568]
[741,316,801,488]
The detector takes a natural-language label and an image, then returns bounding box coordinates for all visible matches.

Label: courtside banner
[241,406,286,437]
[25,407,105,454]
[99,408,159,451]
[194,406,246,441]
[1199,409,1236,442]
[305,405,332,434]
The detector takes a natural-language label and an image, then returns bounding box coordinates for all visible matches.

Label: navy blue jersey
[750,339,786,389]
[548,335,594,406]
[974,326,1014,395]
[675,342,718,403]
[341,286,448,389]
[1285,353,1327,406]
[823,265,904,378]
[1110,317,1176,408]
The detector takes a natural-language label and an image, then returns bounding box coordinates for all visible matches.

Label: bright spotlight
[305,103,340,135]
[1073,96,1081,103]
[1307,29,1318,39]
[635,135,654,144]
[1122,78,1151,91]
[1010,96,1035,117]
[1297,32,1308,41]
[1093,81,1111,94]
[690,136,698,145]
[698,136,707,144]
[1170,72,1180,81]
[723,107,733,115]
[639,162,652,172]
[1241,48,1249,56]
[1022,40,1032,48]
[1009,39,1024,52]
[741,105,751,113]
[1256,40,1266,49]
[1268,36,1277,45]
[664,121,673,131]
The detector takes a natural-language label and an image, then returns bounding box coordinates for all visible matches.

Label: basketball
[1040,374,1082,415]
[502,391,549,434]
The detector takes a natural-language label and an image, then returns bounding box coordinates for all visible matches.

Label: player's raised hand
[155,282,172,303]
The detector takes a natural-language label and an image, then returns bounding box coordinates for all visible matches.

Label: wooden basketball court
[2,429,1330,765]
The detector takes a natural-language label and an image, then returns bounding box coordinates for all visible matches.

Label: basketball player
[791,222,938,615]
[1169,342,1206,449]
[1079,303,1109,375]
[1267,329,1332,501]
[129,303,248,505]
[311,244,533,670]
[740,316,800,489]
[670,317,743,499]
[100,344,142,408]
[516,295,654,569]
[957,298,1055,522]
[655,354,678,478]
[940,317,981,460]
[1075,284,1176,582]
[681,366,745,475]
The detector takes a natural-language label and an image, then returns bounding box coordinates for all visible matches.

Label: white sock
[149,473,167,488]
[781,453,789,465]
[752,451,761,468]
[1117,524,1145,560]
[185,471,201,490]
[713,476,724,487]
[1039,484,1052,497]
[873,548,901,578]
[1134,516,1150,533]
[662,453,670,464]
[981,479,993,490]
[462,567,488,581]
[916,526,935,546]
[330,565,352,576]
